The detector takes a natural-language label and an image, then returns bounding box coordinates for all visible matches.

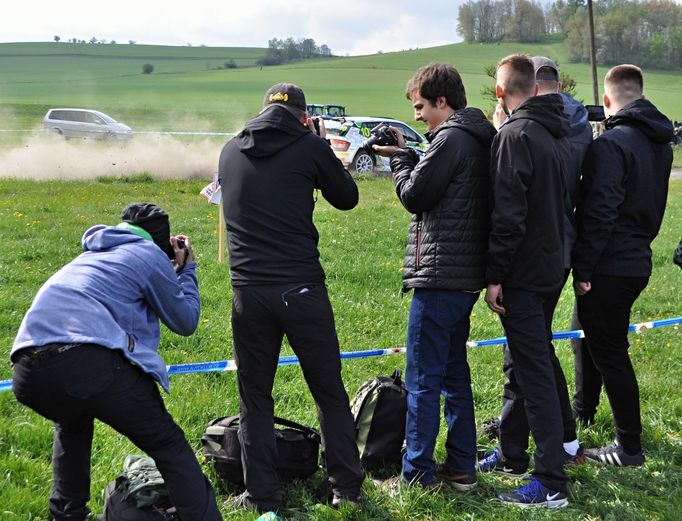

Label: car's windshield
[98,113,117,124]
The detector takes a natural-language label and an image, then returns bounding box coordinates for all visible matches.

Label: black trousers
[231,283,364,508]
[576,274,648,454]
[11,345,222,521]
[570,301,602,425]
[498,276,577,473]
[498,287,569,493]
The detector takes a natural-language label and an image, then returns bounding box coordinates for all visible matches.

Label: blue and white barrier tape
[2,316,680,393]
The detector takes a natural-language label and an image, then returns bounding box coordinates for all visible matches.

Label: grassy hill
[1,40,681,136]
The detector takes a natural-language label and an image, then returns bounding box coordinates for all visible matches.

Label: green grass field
[0,39,681,520]
[0,176,680,520]
[1,40,681,136]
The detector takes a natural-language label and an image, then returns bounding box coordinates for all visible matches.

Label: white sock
[563,439,580,456]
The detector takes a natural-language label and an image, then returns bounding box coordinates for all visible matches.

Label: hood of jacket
[606,98,674,144]
[233,105,310,158]
[426,107,497,147]
[561,93,591,142]
[82,224,152,252]
[509,93,569,139]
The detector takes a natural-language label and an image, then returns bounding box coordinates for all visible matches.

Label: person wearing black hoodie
[573,65,673,467]
[484,54,571,508]
[480,56,591,480]
[218,83,364,512]
[373,63,496,491]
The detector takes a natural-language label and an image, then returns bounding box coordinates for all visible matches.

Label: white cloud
[2,0,464,55]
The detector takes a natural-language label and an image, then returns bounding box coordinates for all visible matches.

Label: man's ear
[533,83,539,96]
[495,84,504,99]
[603,93,611,110]
[436,96,448,109]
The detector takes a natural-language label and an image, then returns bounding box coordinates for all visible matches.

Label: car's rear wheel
[352,151,374,174]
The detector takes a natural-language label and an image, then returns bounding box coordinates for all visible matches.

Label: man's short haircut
[405,63,467,110]
[497,54,536,97]
[605,64,644,104]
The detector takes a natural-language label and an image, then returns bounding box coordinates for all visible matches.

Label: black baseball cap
[120,202,174,259]
[262,83,307,112]
[532,56,560,81]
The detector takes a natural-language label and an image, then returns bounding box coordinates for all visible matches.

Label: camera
[312,117,321,134]
[586,105,605,122]
[362,123,398,153]
[176,238,186,250]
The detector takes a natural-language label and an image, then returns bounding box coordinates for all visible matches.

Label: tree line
[258,37,332,66]
[457,0,682,69]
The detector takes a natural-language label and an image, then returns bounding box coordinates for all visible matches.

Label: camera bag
[201,415,321,486]
[350,368,407,473]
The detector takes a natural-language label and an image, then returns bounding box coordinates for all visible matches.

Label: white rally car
[325,116,428,174]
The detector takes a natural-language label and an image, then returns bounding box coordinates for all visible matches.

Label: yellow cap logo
[269,93,289,103]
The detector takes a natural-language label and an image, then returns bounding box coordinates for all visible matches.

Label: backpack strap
[391,368,403,386]
[273,416,321,443]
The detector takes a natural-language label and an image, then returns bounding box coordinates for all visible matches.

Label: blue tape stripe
[2,316,680,393]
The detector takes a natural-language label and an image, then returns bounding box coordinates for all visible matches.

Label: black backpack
[102,456,177,521]
[201,415,321,486]
[350,368,407,473]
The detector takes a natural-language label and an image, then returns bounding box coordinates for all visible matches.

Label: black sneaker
[584,442,645,467]
[331,493,364,508]
[435,464,477,491]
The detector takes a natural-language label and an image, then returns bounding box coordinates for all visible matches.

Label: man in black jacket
[374,63,496,490]
[480,56,590,477]
[484,54,571,507]
[218,83,364,512]
[573,65,673,466]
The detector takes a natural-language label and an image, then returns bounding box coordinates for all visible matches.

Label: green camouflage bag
[118,455,169,508]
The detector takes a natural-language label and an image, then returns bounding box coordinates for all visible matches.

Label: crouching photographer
[10,202,222,521]
[373,63,496,489]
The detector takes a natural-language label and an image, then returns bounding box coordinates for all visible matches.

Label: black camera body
[362,123,398,153]
[586,105,605,122]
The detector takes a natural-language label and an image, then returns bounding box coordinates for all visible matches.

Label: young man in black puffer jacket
[573,64,673,467]
[374,62,496,491]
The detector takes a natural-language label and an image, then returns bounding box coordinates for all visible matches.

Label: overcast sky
[2,0,463,56]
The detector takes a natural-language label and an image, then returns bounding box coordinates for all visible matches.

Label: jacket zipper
[415,219,423,270]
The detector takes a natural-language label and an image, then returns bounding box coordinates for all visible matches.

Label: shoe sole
[585,454,644,467]
[441,480,477,492]
[499,497,569,509]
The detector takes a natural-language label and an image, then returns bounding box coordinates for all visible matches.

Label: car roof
[342,116,401,124]
[48,108,108,117]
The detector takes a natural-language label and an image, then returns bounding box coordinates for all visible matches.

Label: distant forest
[258,37,333,66]
[457,0,682,69]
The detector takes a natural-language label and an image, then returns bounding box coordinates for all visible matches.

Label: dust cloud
[0,133,232,180]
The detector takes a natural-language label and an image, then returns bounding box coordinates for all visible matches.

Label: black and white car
[325,116,427,174]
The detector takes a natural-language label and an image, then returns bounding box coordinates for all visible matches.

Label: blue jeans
[402,289,479,485]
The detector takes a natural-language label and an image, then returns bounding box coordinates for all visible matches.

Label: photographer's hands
[372,126,407,156]
[171,235,194,272]
[306,117,326,139]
